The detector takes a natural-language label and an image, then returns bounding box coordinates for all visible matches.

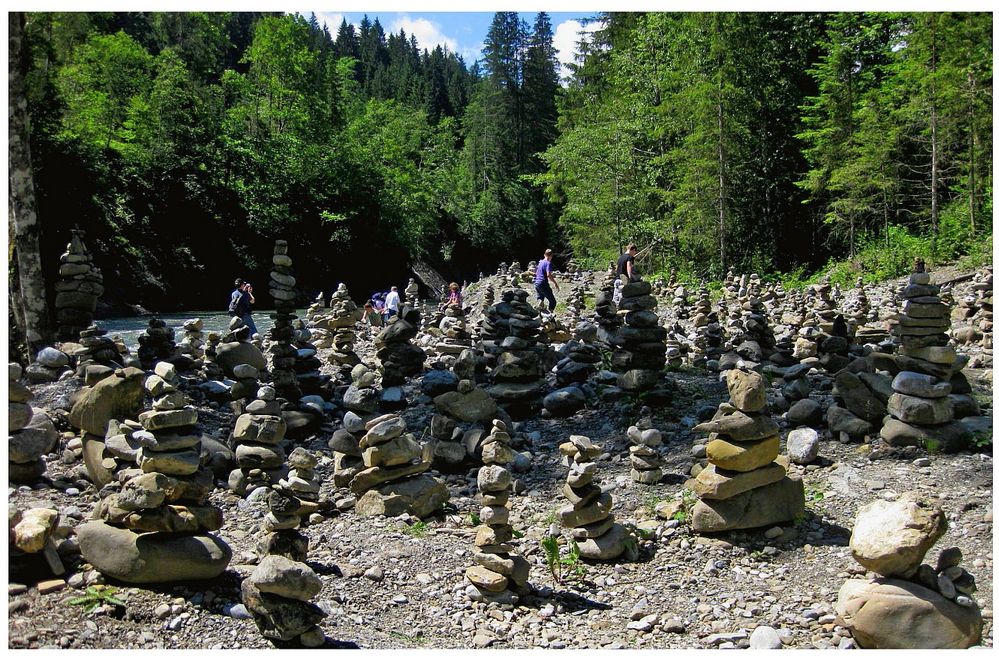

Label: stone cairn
[435,302,474,357]
[243,486,326,647]
[626,423,663,484]
[671,284,689,320]
[348,413,447,518]
[228,385,289,496]
[55,228,104,341]
[612,278,666,392]
[328,411,365,488]
[267,240,302,401]
[78,363,231,583]
[375,304,427,389]
[326,284,362,370]
[9,363,57,484]
[557,434,634,561]
[879,260,972,452]
[836,493,982,649]
[563,284,585,331]
[135,319,176,370]
[428,351,499,469]
[404,277,419,303]
[593,263,622,343]
[73,324,123,375]
[480,290,547,419]
[687,368,803,533]
[290,318,325,397]
[465,420,531,604]
[177,318,206,365]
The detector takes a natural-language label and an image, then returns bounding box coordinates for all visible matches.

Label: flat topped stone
[691,476,804,532]
[694,411,779,443]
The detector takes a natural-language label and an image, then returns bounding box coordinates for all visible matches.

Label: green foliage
[68,585,126,613]
[968,432,992,450]
[540,535,586,585]
[402,520,429,537]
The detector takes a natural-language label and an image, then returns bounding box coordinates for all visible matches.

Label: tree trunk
[968,70,977,234]
[717,100,727,273]
[929,18,939,239]
[8,12,52,360]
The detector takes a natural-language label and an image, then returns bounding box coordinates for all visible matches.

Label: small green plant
[969,432,992,449]
[68,585,125,613]
[792,511,809,526]
[540,536,586,585]
[402,520,429,538]
[923,438,942,454]
[511,529,525,539]
[466,512,482,527]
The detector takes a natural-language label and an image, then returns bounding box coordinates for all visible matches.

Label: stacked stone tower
[55,229,104,341]
[267,240,301,401]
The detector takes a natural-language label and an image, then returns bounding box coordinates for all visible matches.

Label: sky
[305,11,600,77]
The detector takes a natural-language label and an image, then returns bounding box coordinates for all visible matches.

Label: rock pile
[328,412,365,488]
[593,263,622,342]
[626,424,663,484]
[465,420,531,604]
[349,413,447,518]
[135,318,177,370]
[79,365,231,583]
[481,290,547,419]
[9,363,58,483]
[404,277,419,303]
[687,368,803,532]
[342,364,379,415]
[558,434,634,561]
[9,506,65,581]
[176,318,206,365]
[73,324,123,373]
[430,366,498,469]
[55,229,104,341]
[331,285,363,367]
[243,487,326,647]
[434,302,474,356]
[612,279,666,392]
[375,305,426,388]
[879,261,971,452]
[228,386,289,497]
[836,493,982,649]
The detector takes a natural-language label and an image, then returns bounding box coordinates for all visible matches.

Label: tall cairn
[55,229,104,341]
[593,263,622,342]
[267,240,301,401]
[687,367,804,533]
[879,260,971,452]
[327,284,362,369]
[404,277,420,303]
[558,434,635,560]
[480,290,547,419]
[465,420,530,604]
[78,363,231,583]
[135,318,177,370]
[243,486,327,647]
[613,278,666,392]
[375,304,427,387]
[627,423,663,484]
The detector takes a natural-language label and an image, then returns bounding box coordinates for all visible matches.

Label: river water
[99,310,304,351]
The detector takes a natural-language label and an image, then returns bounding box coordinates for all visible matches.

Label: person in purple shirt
[534,248,560,312]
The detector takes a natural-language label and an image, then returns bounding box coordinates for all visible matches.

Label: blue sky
[307,11,599,75]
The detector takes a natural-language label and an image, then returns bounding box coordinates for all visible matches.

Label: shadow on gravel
[523,590,613,613]
[270,637,361,649]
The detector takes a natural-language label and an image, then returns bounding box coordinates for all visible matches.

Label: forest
[10,11,994,313]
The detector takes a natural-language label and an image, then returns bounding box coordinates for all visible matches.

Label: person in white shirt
[385,286,401,320]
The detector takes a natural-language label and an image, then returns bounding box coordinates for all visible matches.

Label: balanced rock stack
[558,434,634,561]
[626,424,662,484]
[435,302,474,356]
[563,285,585,331]
[266,240,302,401]
[174,318,205,365]
[349,413,447,518]
[74,324,123,373]
[664,331,683,368]
[328,411,365,488]
[55,228,104,341]
[326,284,362,369]
[836,493,982,649]
[480,290,547,419]
[671,285,689,319]
[9,363,59,483]
[465,421,531,604]
[431,372,498,469]
[879,261,970,452]
[200,332,225,381]
[687,368,803,532]
[593,263,622,341]
[612,279,666,392]
[375,305,426,391]
[404,277,419,303]
[243,487,326,647]
[78,365,231,583]
[228,386,289,496]
[289,319,325,396]
[230,363,261,407]
[136,318,177,370]
[342,364,379,415]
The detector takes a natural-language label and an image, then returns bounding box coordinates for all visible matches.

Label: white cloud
[315,12,345,33]
[390,15,457,53]
[553,19,600,80]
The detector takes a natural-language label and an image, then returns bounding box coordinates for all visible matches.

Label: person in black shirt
[617,243,639,284]
[228,278,258,335]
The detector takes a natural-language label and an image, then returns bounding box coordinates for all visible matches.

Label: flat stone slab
[691,476,804,532]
